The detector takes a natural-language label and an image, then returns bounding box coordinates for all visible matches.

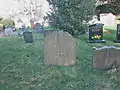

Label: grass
[44,26,57,31]
[0,29,120,90]
[104,26,117,31]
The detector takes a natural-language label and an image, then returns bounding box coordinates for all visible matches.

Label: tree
[95,0,120,15]
[111,0,120,9]
[45,0,96,36]
[18,0,44,22]
[13,0,45,27]
[0,18,15,26]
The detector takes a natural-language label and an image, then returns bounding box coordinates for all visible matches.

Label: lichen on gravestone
[93,46,120,70]
[44,30,76,66]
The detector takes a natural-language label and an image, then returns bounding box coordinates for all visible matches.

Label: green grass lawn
[0,30,120,90]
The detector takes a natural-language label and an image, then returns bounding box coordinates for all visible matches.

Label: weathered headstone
[93,46,120,70]
[12,31,18,36]
[109,47,120,68]
[4,27,14,36]
[114,24,120,43]
[22,24,27,32]
[23,31,33,43]
[93,46,108,70]
[44,30,55,37]
[88,23,105,43]
[44,30,76,66]
[34,23,43,33]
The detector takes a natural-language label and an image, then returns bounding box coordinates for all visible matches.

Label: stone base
[114,40,120,43]
[88,40,106,43]
[25,41,33,43]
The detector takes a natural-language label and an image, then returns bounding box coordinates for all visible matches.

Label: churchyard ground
[0,27,120,90]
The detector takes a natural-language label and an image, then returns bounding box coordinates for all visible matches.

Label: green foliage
[45,0,96,36]
[0,18,15,26]
[96,4,120,15]
[96,0,120,15]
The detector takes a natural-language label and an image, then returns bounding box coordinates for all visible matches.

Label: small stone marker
[88,23,105,43]
[93,46,120,70]
[23,31,33,43]
[22,24,27,32]
[44,30,76,66]
[114,24,120,43]
[34,23,43,33]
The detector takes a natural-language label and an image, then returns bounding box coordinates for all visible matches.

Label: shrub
[45,0,96,36]
[0,18,15,26]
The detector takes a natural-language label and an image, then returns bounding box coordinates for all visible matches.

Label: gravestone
[4,27,14,36]
[44,30,56,37]
[114,24,120,43]
[34,23,43,33]
[93,46,120,70]
[44,30,76,66]
[0,32,4,37]
[12,31,18,36]
[88,23,105,43]
[109,47,120,67]
[93,46,108,70]
[22,24,27,32]
[23,31,33,43]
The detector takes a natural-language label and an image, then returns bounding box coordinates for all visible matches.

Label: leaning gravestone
[93,46,120,70]
[88,23,105,43]
[114,24,120,43]
[23,31,33,43]
[34,23,43,33]
[44,30,76,66]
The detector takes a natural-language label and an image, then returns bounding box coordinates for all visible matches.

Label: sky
[0,0,50,26]
[0,0,19,17]
[0,0,50,18]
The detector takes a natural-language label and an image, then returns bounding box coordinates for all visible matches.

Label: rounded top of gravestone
[89,23,104,27]
[93,46,109,50]
[34,23,42,28]
[35,23,41,26]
